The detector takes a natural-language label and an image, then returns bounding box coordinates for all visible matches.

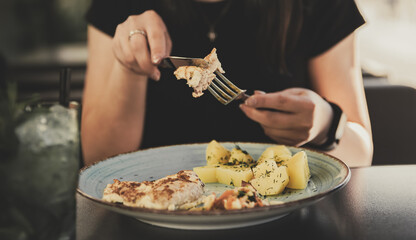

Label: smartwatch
[310,100,347,150]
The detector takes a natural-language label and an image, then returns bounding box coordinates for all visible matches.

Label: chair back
[365,81,416,165]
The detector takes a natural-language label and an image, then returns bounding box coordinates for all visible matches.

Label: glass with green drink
[0,69,80,240]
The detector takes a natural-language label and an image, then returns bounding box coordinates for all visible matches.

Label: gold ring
[128,29,147,40]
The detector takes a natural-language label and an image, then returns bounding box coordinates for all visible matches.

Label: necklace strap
[196,0,233,42]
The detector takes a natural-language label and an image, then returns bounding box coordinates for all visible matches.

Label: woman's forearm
[81,11,172,165]
[327,122,373,167]
[307,32,373,167]
[81,61,148,166]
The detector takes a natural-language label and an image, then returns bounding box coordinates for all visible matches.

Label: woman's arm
[81,25,147,166]
[240,32,373,167]
[81,11,172,166]
[308,32,373,167]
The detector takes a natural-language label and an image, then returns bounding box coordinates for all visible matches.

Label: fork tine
[208,86,228,104]
[213,76,238,97]
[215,70,243,92]
[210,80,233,100]
[207,71,249,105]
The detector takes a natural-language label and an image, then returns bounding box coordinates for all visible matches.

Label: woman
[82,0,373,167]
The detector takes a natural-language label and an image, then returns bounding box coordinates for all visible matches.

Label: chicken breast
[203,48,225,74]
[102,170,205,210]
[174,66,215,98]
[174,48,225,98]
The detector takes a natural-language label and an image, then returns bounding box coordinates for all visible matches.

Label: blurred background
[0,0,415,165]
[356,0,416,88]
[0,0,91,101]
[0,0,415,101]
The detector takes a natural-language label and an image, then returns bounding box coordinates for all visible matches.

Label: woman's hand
[239,88,333,146]
[112,10,172,80]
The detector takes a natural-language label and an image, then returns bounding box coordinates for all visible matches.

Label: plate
[77,142,350,230]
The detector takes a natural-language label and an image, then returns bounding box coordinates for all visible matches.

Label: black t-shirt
[86,0,365,149]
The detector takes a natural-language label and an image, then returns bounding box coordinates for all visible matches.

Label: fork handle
[236,92,250,102]
[239,93,283,112]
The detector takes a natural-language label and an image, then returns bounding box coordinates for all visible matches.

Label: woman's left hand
[239,88,333,146]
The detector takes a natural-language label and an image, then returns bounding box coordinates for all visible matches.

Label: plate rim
[77,142,351,216]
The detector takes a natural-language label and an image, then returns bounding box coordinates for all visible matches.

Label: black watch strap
[308,100,347,151]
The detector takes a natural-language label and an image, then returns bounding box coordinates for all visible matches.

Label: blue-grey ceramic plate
[78,142,350,230]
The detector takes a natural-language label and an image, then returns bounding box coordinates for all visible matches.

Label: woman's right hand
[113,10,172,80]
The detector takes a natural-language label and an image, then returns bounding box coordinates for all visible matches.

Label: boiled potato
[193,165,219,183]
[252,159,279,178]
[228,146,254,165]
[286,151,310,189]
[216,164,254,187]
[206,140,230,165]
[257,145,292,165]
[250,160,289,195]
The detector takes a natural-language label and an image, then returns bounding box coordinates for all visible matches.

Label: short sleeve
[304,0,365,57]
[85,0,153,37]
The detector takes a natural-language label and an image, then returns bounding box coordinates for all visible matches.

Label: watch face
[335,112,348,140]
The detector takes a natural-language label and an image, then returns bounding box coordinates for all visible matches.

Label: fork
[160,56,250,105]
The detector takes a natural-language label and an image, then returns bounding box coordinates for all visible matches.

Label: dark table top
[77,165,416,240]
